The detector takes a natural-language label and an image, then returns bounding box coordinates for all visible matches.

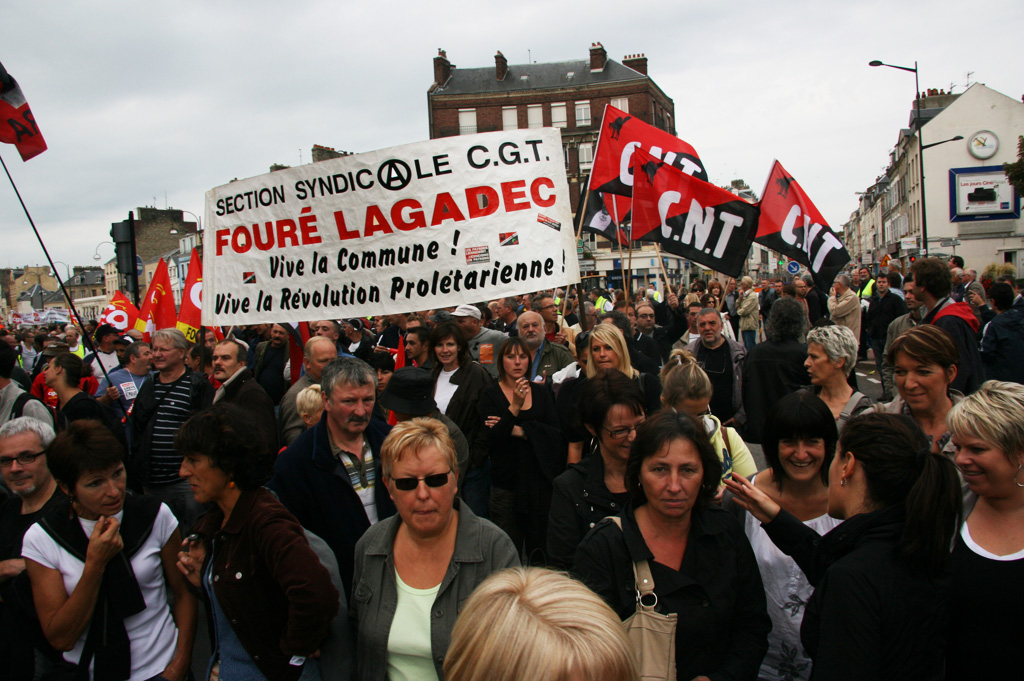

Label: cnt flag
[631,148,758,278]
[0,61,46,161]
[176,249,204,344]
[590,104,708,201]
[98,291,140,332]
[134,259,177,341]
[755,161,850,288]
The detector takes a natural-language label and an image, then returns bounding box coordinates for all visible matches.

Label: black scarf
[38,492,162,681]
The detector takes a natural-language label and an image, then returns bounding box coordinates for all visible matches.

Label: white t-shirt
[387,569,441,681]
[434,368,458,415]
[22,503,180,680]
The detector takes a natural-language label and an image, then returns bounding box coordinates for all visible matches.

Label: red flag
[0,62,46,161]
[631,148,758,278]
[755,160,851,287]
[176,249,203,344]
[590,104,707,202]
[134,259,176,341]
[285,322,312,384]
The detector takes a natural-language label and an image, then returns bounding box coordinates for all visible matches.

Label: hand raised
[85,516,123,567]
[722,473,781,524]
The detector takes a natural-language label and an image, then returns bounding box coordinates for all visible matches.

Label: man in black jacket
[213,338,278,460]
[866,271,908,378]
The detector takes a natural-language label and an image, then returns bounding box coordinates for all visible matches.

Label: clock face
[968,130,999,160]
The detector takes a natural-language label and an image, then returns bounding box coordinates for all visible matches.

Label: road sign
[579,259,596,273]
[939,239,961,248]
[786,260,800,275]
[880,254,891,267]
[136,255,144,278]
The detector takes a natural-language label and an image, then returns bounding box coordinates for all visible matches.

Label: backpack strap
[609,516,657,604]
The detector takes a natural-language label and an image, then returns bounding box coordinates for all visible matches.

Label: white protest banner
[203,128,579,325]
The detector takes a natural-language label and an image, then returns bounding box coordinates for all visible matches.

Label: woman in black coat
[726,412,963,681]
[479,337,563,563]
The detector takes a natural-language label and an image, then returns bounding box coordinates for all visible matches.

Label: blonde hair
[379,417,458,478]
[585,323,637,379]
[660,349,712,407]
[295,384,323,417]
[947,381,1024,463]
[444,567,638,681]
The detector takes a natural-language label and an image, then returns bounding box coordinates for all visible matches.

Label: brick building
[427,43,676,213]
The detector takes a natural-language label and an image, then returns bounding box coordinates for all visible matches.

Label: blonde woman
[444,567,638,681]
[660,349,756,491]
[945,381,1024,679]
[295,384,324,430]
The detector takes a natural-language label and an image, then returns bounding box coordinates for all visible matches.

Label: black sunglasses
[391,471,452,491]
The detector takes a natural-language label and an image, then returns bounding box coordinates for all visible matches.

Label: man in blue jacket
[269,356,395,596]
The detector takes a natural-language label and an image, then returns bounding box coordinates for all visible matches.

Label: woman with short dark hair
[174,403,339,681]
[22,419,197,681]
[576,411,770,679]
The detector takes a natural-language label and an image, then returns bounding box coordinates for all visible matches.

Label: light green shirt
[387,570,441,681]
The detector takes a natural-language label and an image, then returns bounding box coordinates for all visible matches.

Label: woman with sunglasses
[351,418,519,681]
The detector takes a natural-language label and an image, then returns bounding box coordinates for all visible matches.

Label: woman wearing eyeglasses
[547,369,646,570]
[351,418,519,681]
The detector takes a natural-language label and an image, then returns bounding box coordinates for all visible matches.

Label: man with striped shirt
[129,328,213,527]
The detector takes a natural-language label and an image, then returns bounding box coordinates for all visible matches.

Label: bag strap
[841,391,866,420]
[608,516,657,599]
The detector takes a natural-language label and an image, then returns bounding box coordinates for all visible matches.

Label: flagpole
[0,152,115,392]
[563,182,592,320]
[626,238,634,300]
[653,243,672,293]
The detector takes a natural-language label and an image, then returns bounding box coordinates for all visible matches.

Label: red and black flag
[631,148,758,278]
[0,61,46,161]
[590,104,708,200]
[577,175,632,245]
[756,161,850,287]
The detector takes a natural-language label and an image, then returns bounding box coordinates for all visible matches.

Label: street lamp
[169,208,202,236]
[93,241,114,261]
[869,59,933,256]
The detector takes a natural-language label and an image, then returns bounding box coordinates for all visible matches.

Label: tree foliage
[1004,135,1024,195]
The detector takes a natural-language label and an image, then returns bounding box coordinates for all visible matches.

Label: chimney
[495,51,508,81]
[433,49,452,87]
[589,42,607,72]
[623,53,648,75]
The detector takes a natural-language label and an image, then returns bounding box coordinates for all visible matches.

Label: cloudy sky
[2,0,1022,273]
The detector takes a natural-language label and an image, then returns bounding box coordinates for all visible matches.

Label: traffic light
[110,212,140,306]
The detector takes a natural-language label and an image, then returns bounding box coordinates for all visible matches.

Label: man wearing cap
[453,304,508,380]
[83,323,121,375]
[340,319,372,361]
[377,366,470,475]
[279,336,339,446]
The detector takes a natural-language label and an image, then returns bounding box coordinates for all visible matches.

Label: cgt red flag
[631,148,758,278]
[176,249,204,344]
[134,259,177,341]
[0,61,46,161]
[99,291,140,332]
[755,160,850,287]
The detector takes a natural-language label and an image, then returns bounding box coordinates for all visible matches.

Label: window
[502,107,518,131]
[527,105,543,129]
[611,97,628,113]
[551,103,567,128]
[563,145,570,169]
[458,109,477,135]
[579,142,594,170]
[575,101,591,127]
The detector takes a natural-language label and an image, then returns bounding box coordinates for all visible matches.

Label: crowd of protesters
[0,253,1021,680]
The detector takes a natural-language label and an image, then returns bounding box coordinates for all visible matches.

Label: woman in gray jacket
[351,418,519,681]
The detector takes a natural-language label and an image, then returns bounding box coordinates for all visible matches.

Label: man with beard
[518,311,573,381]
[269,357,396,596]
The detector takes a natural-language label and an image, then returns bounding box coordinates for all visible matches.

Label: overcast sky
[2,0,1022,273]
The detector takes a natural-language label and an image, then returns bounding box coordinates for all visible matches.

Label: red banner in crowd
[99,291,141,331]
[756,160,850,287]
[631,148,758,278]
[176,249,204,343]
[134,259,176,341]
